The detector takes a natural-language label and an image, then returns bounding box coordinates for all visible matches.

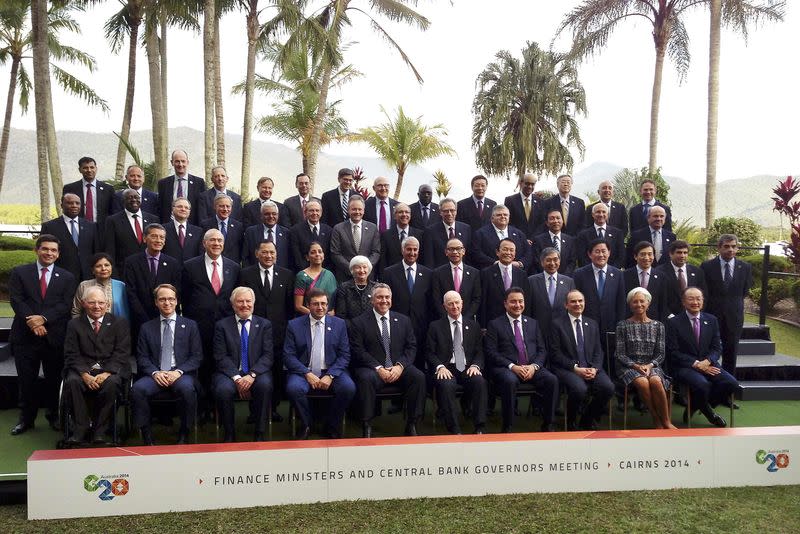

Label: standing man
[289,199,332,271]
[504,172,542,239]
[623,242,666,321]
[349,284,426,438]
[576,202,625,268]
[655,240,707,318]
[283,173,318,228]
[131,284,202,445]
[572,239,626,340]
[432,238,481,321]
[163,198,204,262]
[427,291,488,434]
[9,235,76,435]
[200,194,245,264]
[378,202,422,274]
[421,197,471,269]
[626,205,676,268]
[472,204,532,271]
[283,289,356,439]
[701,234,753,380]
[329,195,381,282]
[584,180,628,234]
[456,175,496,232]
[526,248,575,338]
[479,238,529,328]
[242,201,290,268]
[62,156,114,227]
[542,174,585,236]
[41,193,99,281]
[104,189,159,277]
[196,166,243,222]
[532,210,577,275]
[628,179,672,234]
[242,176,285,228]
[112,165,158,215]
[157,149,206,225]
[320,168,356,228]
[364,176,398,232]
[409,184,440,230]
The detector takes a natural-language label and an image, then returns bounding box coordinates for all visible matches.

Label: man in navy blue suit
[484,286,559,433]
[655,240,707,318]
[431,238,481,321]
[584,180,628,235]
[504,173,543,240]
[162,198,204,262]
[531,210,577,275]
[112,165,158,215]
[409,184,440,230]
[456,175,497,232]
[541,174,585,236]
[320,169,356,228]
[104,188,159,277]
[283,289,356,439]
[289,199,333,271]
[242,177,286,228]
[131,284,202,445]
[572,238,626,340]
[479,238,529,328]
[196,166,243,222]
[157,149,206,225]
[623,241,666,321]
[282,173,318,228]
[62,156,114,227]
[200,194,245,264]
[471,205,533,271]
[576,202,625,268]
[363,176,399,232]
[626,205,676,268]
[525,247,575,340]
[628,179,672,234]
[421,197,471,269]
[212,286,274,442]
[9,235,77,435]
[242,200,290,268]
[666,287,739,427]
[41,193,99,281]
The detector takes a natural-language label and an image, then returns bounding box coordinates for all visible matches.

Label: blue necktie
[724,262,732,285]
[239,319,249,374]
[70,219,79,246]
[597,269,605,299]
[407,266,415,293]
[575,318,587,367]
[220,220,227,238]
[548,275,556,307]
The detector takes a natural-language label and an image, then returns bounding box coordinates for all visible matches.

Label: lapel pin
[188,233,193,237]
[690,272,695,277]
[609,272,614,277]
[703,321,708,325]
[255,324,260,328]
[55,273,60,277]
[327,326,331,331]
[393,317,398,322]
[558,280,563,285]
[162,262,168,266]
[653,274,658,279]
[181,324,186,328]
[465,325,469,330]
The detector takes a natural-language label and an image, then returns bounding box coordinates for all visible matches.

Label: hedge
[0,250,37,298]
[0,235,36,251]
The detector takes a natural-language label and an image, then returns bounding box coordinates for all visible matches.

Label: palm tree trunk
[145,23,168,178]
[306,62,332,194]
[203,0,216,183]
[31,0,50,220]
[114,10,141,180]
[393,163,407,200]
[44,84,63,209]
[302,153,308,176]
[705,0,721,228]
[240,0,258,200]
[648,42,666,176]
[214,14,225,169]
[160,18,169,153]
[0,56,21,195]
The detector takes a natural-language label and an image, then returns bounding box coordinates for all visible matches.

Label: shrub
[739,253,793,280]
[0,250,37,298]
[706,217,762,249]
[0,235,35,251]
[749,278,798,311]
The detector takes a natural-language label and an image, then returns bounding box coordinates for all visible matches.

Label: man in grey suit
[526,247,575,340]
[329,195,381,282]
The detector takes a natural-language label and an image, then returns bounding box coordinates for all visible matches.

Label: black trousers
[13,340,62,425]
[354,365,426,423]
[64,370,123,439]
[432,365,488,432]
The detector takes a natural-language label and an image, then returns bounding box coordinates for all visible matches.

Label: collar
[161,312,177,322]
[403,261,417,270]
[719,256,734,267]
[236,315,253,323]
[310,314,326,327]
[568,313,582,322]
[125,209,141,217]
[649,226,661,233]
[36,261,51,272]
[492,224,506,234]
[175,173,189,180]
[259,264,272,275]
[204,253,221,264]
[449,262,462,270]
[506,313,522,324]
[642,200,654,207]
[559,194,570,202]
[146,251,161,260]
[636,266,650,276]
[545,271,558,281]
[686,311,701,321]
[472,195,484,204]
[450,314,463,325]
[592,264,606,275]
[87,315,105,326]
[82,179,96,188]
[520,192,532,202]
[174,220,188,228]
[216,216,229,224]
[549,231,560,240]
[373,309,390,322]
[593,224,606,231]
[62,214,78,225]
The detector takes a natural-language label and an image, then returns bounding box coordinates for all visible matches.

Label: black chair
[58,377,130,447]
[288,389,346,437]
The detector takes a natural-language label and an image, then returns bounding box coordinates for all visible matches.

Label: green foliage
[0,235,34,250]
[611,166,670,209]
[113,133,157,191]
[749,278,798,311]
[0,249,35,297]
[432,170,451,199]
[707,216,762,248]
[739,253,792,280]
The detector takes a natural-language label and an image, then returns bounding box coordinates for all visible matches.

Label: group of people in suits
[8,159,751,443]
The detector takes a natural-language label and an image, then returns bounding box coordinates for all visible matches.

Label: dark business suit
[196,188,243,222]
[432,262,481,321]
[378,225,423,275]
[364,196,398,230]
[525,272,575,339]
[629,201,673,234]
[282,195,319,228]
[623,267,667,321]
[575,225,626,268]
[381,262,433,369]
[329,219,381,282]
[472,224,533,271]
[112,188,159,216]
[349,310,426,424]
[157,174,206,225]
[584,201,628,236]
[409,201,440,230]
[320,187,356,228]
[654,262,707,318]
[104,210,159,277]
[131,315,202,434]
[212,315,274,439]
[542,194,585,236]
[242,223,290,268]
[479,263,529,327]
[531,232,577,275]
[242,198,286,229]
[484,314,558,431]
[62,179,114,227]
[456,196,497,232]
[40,216,99,281]
[200,217,245,264]
[421,221,471,269]
[549,314,614,428]
[572,264,626,340]
[283,314,356,434]
[9,263,76,426]
[63,313,131,439]
[504,193,544,239]
[701,257,753,376]
[289,221,333,271]
[426,316,488,433]
[626,226,676,268]
[666,312,739,412]
[123,252,182,341]
[163,221,204,263]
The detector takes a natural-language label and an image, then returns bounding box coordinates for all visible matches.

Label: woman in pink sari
[294,241,337,315]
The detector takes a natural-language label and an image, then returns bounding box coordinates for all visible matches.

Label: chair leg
[623,386,628,431]
[686,389,692,429]
[729,393,735,428]
[268,402,273,441]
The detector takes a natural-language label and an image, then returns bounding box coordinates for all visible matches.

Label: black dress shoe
[92,438,112,446]
[271,411,284,423]
[540,423,557,432]
[362,423,372,438]
[721,399,740,410]
[253,432,266,442]
[296,426,311,440]
[46,414,60,432]
[223,434,235,443]
[141,428,155,446]
[705,411,727,428]
[501,425,513,433]
[404,423,418,436]
[566,421,579,432]
[176,432,189,445]
[10,422,33,436]
[475,429,485,435]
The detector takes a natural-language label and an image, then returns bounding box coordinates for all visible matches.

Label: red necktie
[178,224,186,247]
[211,260,221,295]
[93,320,101,334]
[85,183,94,222]
[301,199,307,219]
[39,266,48,299]
[133,214,143,244]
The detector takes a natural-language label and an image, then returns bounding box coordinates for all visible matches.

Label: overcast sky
[2,0,796,191]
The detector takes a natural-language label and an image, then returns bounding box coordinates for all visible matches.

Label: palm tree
[30,0,48,220]
[203,0,216,181]
[432,169,451,199]
[353,106,455,200]
[472,41,586,181]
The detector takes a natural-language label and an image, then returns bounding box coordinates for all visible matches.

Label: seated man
[212,286,274,442]
[426,291,488,434]
[485,286,559,433]
[666,287,739,427]
[350,283,426,438]
[283,289,356,439]
[549,290,614,431]
[62,287,131,445]
[131,284,203,445]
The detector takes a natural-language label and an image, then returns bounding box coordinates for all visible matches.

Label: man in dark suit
[504,173,544,239]
[364,176,399,232]
[156,149,206,225]
[701,234,753,379]
[349,284,426,438]
[542,174,585,236]
[479,238,529,327]
[456,175,497,232]
[432,238,481,321]
[525,247,575,339]
[576,202,625,268]
[623,241,666,321]
[9,235,77,435]
[421,197,471,269]
[242,200,290,268]
[242,176,286,228]
[584,180,628,235]
[289,199,332,271]
[320,168,356,228]
[427,291,488,434]
[626,205,676,268]
[282,173,318,228]
[105,189,159,277]
[655,240,707,318]
[62,156,114,227]
[572,238,626,340]
[550,289,615,430]
[41,193,99,281]
[531,210,577,275]
[378,202,422,274]
[283,289,356,439]
[666,287,739,426]
[112,165,159,215]
[62,287,131,444]
[472,205,533,271]
[212,287,273,442]
[409,184,440,230]
[196,166,243,222]
[628,179,673,234]
[163,197,204,262]
[329,195,381,282]
[200,194,245,264]
[484,286,559,433]
[131,284,202,445]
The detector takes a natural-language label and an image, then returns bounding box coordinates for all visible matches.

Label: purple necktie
[379,201,387,232]
[692,316,701,345]
[513,319,527,365]
[502,266,511,290]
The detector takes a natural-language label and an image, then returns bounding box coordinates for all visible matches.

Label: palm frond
[50,65,110,113]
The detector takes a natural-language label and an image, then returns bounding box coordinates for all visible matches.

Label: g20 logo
[84,474,130,501]
[755,449,790,473]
